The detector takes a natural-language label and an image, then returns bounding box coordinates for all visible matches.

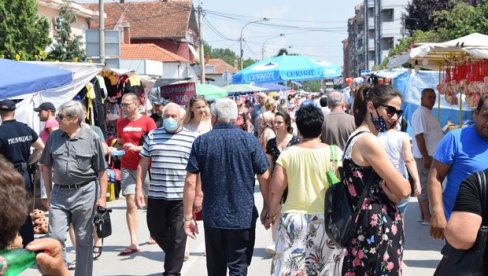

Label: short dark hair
[421,88,435,97]
[319,97,328,107]
[295,105,324,138]
[0,154,28,250]
[275,111,293,134]
[476,94,488,112]
[353,84,402,127]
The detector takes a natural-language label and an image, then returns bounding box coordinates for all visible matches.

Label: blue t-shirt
[434,125,488,219]
[186,123,269,229]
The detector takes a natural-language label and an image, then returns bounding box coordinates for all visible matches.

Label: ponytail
[353,84,402,127]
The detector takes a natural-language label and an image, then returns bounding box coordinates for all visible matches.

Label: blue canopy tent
[392,70,473,137]
[232,55,341,84]
[0,58,72,99]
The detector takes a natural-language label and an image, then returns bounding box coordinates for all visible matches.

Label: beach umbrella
[232,55,341,84]
[196,83,228,100]
[222,84,267,94]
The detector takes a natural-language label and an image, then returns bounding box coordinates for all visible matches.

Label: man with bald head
[136,103,198,276]
[114,92,156,255]
[320,91,356,149]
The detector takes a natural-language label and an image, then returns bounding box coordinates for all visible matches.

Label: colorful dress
[271,146,342,276]
[342,133,404,275]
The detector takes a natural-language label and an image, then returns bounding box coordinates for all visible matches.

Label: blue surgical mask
[163,118,179,132]
[370,110,388,133]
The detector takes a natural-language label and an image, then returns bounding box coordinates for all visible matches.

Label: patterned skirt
[271,213,342,276]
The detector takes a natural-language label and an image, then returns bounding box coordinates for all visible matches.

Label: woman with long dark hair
[342,85,411,275]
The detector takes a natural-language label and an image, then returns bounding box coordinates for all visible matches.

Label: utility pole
[198,4,205,84]
[99,0,105,64]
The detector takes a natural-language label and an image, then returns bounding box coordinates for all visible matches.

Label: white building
[37,0,98,45]
[346,0,408,75]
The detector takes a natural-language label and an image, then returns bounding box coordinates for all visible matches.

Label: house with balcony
[345,0,407,75]
[37,0,98,46]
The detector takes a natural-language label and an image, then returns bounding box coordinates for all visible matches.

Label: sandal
[93,246,103,260]
[68,260,76,270]
[118,247,140,256]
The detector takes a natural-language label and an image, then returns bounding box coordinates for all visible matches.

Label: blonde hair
[264,98,277,112]
[184,96,210,124]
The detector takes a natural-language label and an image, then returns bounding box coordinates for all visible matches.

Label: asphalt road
[22,189,444,275]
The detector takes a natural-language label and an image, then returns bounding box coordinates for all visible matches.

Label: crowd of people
[0,82,487,275]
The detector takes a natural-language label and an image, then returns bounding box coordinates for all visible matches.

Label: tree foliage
[203,42,256,69]
[404,0,453,34]
[434,2,488,40]
[0,0,51,60]
[47,1,86,62]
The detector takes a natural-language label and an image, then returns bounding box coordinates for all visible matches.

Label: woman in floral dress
[342,85,411,275]
[266,105,342,275]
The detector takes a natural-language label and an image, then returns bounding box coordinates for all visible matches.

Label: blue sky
[79,0,360,67]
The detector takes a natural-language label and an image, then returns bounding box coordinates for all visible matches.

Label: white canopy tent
[11,62,103,133]
[388,33,488,69]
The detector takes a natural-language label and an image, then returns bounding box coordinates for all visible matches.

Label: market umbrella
[0,58,73,99]
[196,83,228,100]
[232,54,342,84]
[222,84,267,93]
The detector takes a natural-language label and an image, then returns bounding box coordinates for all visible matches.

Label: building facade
[345,0,407,76]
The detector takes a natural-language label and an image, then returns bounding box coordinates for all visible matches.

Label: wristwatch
[183,216,193,222]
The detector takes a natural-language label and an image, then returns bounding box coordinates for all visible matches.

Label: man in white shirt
[411,88,444,224]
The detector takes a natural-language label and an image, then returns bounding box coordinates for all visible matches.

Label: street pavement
[23,189,444,275]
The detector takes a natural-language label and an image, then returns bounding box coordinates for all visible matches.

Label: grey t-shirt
[40,125,107,185]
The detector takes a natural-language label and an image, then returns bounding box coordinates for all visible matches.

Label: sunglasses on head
[377,103,403,118]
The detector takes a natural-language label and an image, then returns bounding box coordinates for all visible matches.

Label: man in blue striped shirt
[136,103,198,276]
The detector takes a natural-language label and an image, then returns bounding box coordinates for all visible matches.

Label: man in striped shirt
[135,103,197,276]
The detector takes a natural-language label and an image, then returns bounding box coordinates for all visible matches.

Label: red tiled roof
[120,43,189,63]
[206,58,237,74]
[83,0,192,39]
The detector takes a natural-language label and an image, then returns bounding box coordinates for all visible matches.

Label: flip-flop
[118,247,140,256]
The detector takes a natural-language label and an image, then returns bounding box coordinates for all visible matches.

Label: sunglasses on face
[55,113,71,121]
[377,103,403,118]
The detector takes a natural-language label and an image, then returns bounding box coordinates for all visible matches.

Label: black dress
[266,135,300,167]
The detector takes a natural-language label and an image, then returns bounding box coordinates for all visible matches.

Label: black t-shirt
[0,120,39,165]
[452,169,488,219]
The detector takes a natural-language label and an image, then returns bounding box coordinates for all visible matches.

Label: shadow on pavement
[253,247,273,259]
[404,259,441,269]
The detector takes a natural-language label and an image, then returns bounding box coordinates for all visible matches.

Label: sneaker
[265,243,276,256]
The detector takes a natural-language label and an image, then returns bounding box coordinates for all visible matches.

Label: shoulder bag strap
[476,171,488,226]
[341,131,372,212]
[343,131,368,158]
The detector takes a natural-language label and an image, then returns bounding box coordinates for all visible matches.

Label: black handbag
[93,206,112,238]
[434,171,488,276]
[324,131,373,248]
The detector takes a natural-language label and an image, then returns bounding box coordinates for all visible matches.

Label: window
[381,9,394,22]
[381,37,394,50]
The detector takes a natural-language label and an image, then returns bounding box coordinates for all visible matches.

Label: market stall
[388,33,488,126]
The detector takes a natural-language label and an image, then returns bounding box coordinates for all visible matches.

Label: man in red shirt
[114,93,156,255]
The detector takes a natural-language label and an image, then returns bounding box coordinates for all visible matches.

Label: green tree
[0,0,51,60]
[47,0,86,61]
[404,0,453,34]
[434,2,488,40]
